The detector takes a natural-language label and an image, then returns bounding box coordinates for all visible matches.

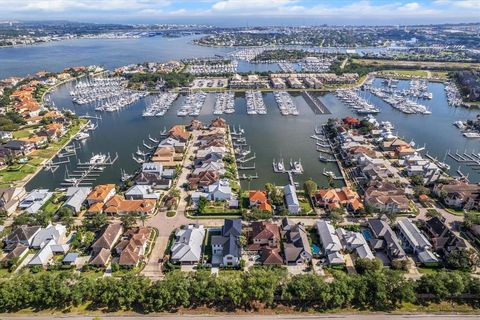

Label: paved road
[1,313,479,320]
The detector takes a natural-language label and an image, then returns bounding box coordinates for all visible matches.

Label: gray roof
[284,184,300,207]
[63,252,80,263]
[368,219,406,259]
[5,226,41,244]
[397,218,432,251]
[63,187,91,213]
[223,219,242,237]
[316,220,342,254]
[171,225,205,263]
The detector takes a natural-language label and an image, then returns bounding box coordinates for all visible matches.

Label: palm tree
[139,212,147,227]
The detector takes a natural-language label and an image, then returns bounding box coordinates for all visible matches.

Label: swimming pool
[311,244,320,254]
[361,228,373,241]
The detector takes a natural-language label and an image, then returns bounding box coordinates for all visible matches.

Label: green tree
[445,248,480,272]
[304,179,317,196]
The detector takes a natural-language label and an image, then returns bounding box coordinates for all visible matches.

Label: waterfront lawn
[0,121,84,187]
[201,202,242,215]
[298,195,314,215]
[379,69,429,77]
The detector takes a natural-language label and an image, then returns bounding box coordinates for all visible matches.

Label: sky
[0,0,479,26]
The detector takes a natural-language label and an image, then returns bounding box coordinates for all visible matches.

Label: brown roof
[260,247,283,265]
[250,221,280,243]
[89,248,111,267]
[91,224,123,251]
[168,125,190,142]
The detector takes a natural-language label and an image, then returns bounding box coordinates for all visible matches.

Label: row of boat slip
[142,92,179,117]
[273,91,299,116]
[278,62,296,73]
[272,158,304,174]
[186,61,238,75]
[177,91,207,117]
[229,47,267,61]
[213,91,235,115]
[94,91,148,112]
[335,88,380,114]
[407,79,433,99]
[70,77,126,105]
[445,82,466,107]
[366,86,432,114]
[245,90,267,115]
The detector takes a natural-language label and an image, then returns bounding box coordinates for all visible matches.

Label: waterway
[26,77,480,191]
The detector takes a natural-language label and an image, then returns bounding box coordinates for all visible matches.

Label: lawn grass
[379,69,428,77]
[12,129,32,139]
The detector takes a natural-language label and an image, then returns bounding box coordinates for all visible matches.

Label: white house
[171,225,205,265]
[19,189,53,214]
[284,184,300,214]
[204,179,232,201]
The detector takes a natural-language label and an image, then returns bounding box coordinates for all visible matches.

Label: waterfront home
[287,76,303,89]
[424,216,468,255]
[400,153,442,184]
[168,125,190,142]
[3,139,35,156]
[433,180,480,211]
[210,117,227,129]
[337,228,375,260]
[247,221,283,265]
[142,162,163,176]
[192,160,226,176]
[396,218,439,265]
[316,220,345,265]
[196,146,227,160]
[367,218,406,262]
[204,178,233,202]
[343,116,361,127]
[4,225,41,247]
[151,146,177,167]
[381,138,411,153]
[18,189,54,214]
[284,184,301,214]
[281,218,312,265]
[159,137,186,153]
[102,195,156,216]
[0,187,26,215]
[116,227,151,268]
[125,185,160,200]
[188,119,203,131]
[188,171,220,189]
[18,136,48,149]
[358,156,402,183]
[249,190,273,213]
[171,224,205,265]
[86,184,116,206]
[364,182,410,214]
[90,224,123,267]
[211,219,242,267]
[62,187,91,214]
[313,187,363,213]
[271,77,286,89]
[31,224,67,249]
[38,123,66,141]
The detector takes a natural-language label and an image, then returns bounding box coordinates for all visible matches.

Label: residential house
[210,117,227,128]
[31,224,67,249]
[103,195,156,216]
[249,190,273,213]
[192,160,226,176]
[396,218,439,265]
[247,221,283,265]
[313,187,364,212]
[316,220,344,265]
[18,189,53,214]
[170,224,205,265]
[364,182,411,213]
[86,184,116,206]
[125,185,160,200]
[4,225,41,247]
[168,125,190,142]
[0,187,26,215]
[62,187,91,214]
[116,227,152,268]
[367,218,406,262]
[188,171,219,189]
[211,219,242,267]
[3,139,35,155]
[204,178,233,201]
[433,180,480,211]
[1,243,29,265]
[159,137,185,153]
[90,224,123,267]
[284,184,300,214]
[28,224,70,266]
[336,228,375,260]
[424,216,468,255]
[281,218,312,265]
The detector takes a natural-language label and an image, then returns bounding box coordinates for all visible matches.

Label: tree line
[0,267,480,313]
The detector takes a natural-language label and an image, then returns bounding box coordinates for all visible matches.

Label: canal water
[26,78,480,191]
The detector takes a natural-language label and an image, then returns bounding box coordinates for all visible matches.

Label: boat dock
[302,91,331,114]
[62,153,118,186]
